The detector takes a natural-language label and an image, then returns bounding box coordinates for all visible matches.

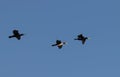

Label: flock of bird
[52,34,89,49]
[9,29,89,49]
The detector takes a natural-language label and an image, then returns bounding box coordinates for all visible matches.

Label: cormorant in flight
[52,40,66,49]
[9,29,24,40]
[74,34,88,44]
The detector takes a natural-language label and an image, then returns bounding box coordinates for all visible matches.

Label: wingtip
[74,38,77,40]
[8,36,12,38]
[51,44,56,46]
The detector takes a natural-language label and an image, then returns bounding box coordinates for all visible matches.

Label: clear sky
[0,0,120,77]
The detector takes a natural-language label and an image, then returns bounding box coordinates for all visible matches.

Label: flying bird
[52,40,66,49]
[9,29,24,40]
[74,34,88,44]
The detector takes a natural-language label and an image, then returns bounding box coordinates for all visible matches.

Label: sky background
[0,0,120,77]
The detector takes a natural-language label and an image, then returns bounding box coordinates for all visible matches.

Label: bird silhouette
[74,34,88,44]
[9,29,24,40]
[52,40,66,49]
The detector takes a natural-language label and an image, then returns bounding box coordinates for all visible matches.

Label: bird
[52,40,66,49]
[74,34,88,44]
[9,29,24,40]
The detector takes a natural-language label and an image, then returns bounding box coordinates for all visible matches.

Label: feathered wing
[78,34,83,38]
[74,34,83,40]
[56,40,61,44]
[13,30,19,35]
[16,36,21,40]
[52,44,57,46]
[20,34,24,36]
[82,40,85,44]
[9,35,15,38]
[82,37,88,44]
[58,45,63,49]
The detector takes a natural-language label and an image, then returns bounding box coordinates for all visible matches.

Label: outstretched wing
[58,45,63,49]
[82,39,86,44]
[9,35,15,38]
[16,36,21,40]
[13,30,19,35]
[56,40,61,44]
[78,34,83,38]
[20,34,24,36]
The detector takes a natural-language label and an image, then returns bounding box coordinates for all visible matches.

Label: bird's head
[63,42,67,45]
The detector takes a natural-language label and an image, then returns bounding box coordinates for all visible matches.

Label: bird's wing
[58,45,63,49]
[78,34,83,38]
[20,34,24,36]
[13,30,19,35]
[82,39,86,44]
[9,35,15,38]
[56,40,61,44]
[16,36,21,40]
[52,44,57,46]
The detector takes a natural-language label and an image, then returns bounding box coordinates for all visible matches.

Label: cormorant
[74,34,88,44]
[52,40,66,49]
[9,29,24,40]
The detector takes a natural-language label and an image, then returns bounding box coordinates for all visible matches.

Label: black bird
[52,40,66,49]
[74,34,88,44]
[9,29,24,40]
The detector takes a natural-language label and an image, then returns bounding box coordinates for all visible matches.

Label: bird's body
[9,30,24,40]
[52,40,66,49]
[74,34,88,44]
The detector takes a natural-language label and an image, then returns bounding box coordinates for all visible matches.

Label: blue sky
[0,0,120,77]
